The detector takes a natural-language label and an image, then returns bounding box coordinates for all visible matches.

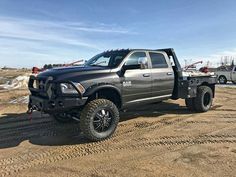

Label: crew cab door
[148,51,175,97]
[121,51,152,104]
[231,66,236,82]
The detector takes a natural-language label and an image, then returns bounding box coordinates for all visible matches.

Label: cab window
[149,52,168,68]
[125,52,147,66]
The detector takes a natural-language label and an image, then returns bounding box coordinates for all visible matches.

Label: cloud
[68,26,130,34]
[0,16,133,35]
[0,18,88,48]
[0,16,137,67]
[0,16,137,50]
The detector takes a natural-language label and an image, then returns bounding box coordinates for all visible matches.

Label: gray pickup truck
[216,66,236,84]
[28,48,217,141]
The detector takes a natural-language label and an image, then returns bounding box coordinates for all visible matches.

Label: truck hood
[38,66,111,81]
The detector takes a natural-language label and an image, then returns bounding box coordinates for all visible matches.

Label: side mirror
[119,57,148,77]
[138,57,148,69]
[119,64,140,77]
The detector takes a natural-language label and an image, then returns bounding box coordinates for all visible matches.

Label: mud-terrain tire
[218,75,227,84]
[193,86,213,112]
[52,113,73,123]
[80,99,119,141]
[185,98,195,111]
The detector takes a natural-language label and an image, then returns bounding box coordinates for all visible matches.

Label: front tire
[80,99,120,141]
[193,86,213,112]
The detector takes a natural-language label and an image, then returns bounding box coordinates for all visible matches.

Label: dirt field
[0,86,235,177]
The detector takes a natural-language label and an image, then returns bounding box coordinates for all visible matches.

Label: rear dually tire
[193,86,213,112]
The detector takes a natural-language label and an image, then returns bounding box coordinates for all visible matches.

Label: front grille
[29,75,54,98]
[38,79,46,90]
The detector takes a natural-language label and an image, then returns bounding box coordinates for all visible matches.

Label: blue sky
[0,0,236,68]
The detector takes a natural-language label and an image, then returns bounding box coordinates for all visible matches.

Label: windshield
[86,51,129,68]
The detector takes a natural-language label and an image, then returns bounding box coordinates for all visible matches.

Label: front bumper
[29,95,87,113]
[28,75,87,113]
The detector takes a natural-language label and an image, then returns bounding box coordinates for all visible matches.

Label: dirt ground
[0,86,235,177]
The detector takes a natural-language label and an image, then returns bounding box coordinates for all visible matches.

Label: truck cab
[115,50,175,106]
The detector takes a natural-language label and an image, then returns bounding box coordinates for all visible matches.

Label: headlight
[60,83,85,94]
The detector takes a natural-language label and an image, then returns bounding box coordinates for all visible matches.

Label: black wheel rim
[203,92,211,107]
[219,77,225,84]
[93,109,113,133]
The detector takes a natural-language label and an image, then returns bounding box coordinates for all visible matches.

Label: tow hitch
[26,105,39,120]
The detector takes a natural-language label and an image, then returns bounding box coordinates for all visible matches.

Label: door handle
[167,72,173,75]
[143,73,150,77]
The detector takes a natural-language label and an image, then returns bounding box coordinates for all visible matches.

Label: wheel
[80,99,119,141]
[232,81,236,84]
[51,113,73,123]
[185,98,195,111]
[218,75,227,84]
[193,86,213,112]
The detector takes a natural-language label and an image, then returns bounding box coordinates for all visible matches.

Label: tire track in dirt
[0,119,52,132]
[0,118,74,135]
[0,123,81,148]
[6,112,233,139]
[1,102,236,176]
[114,115,187,139]
[0,127,81,148]
[1,114,176,146]
[0,120,53,135]
[114,115,235,141]
[0,125,236,176]
[0,121,57,141]
[0,115,50,125]
[0,117,202,147]
[1,109,234,149]
[0,110,233,146]
[0,134,236,176]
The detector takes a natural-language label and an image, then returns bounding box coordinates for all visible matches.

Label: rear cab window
[149,52,169,68]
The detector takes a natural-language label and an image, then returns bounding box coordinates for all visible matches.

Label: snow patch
[0,74,30,90]
[9,96,29,104]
